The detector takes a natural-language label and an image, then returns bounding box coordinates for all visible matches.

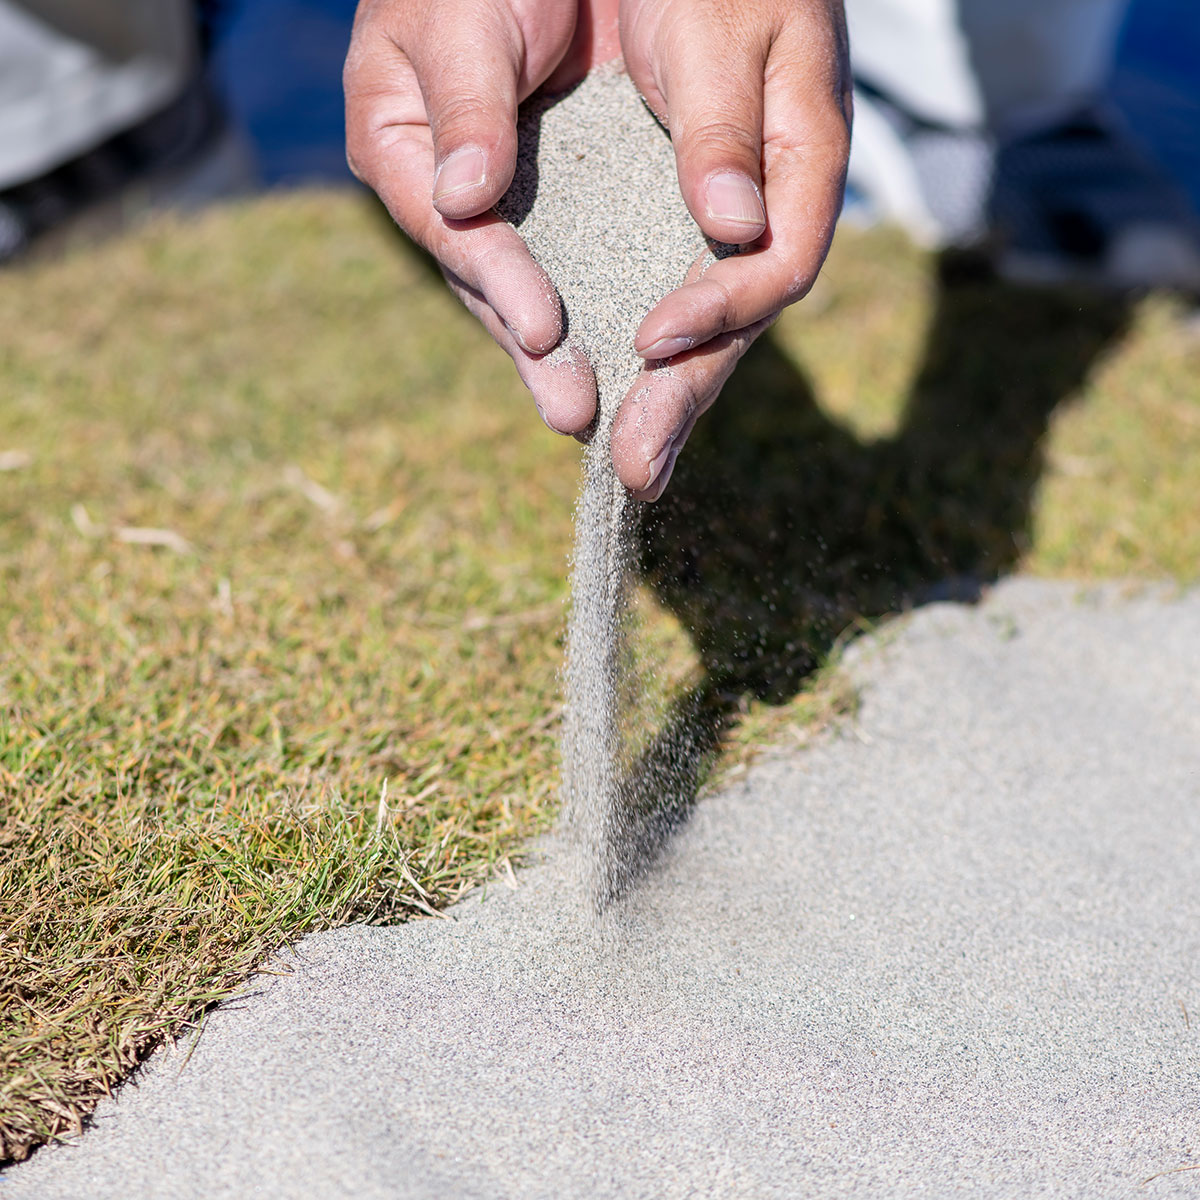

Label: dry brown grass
[1,191,1197,1163]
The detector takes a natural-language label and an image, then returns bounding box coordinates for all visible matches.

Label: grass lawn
[2,190,1198,1163]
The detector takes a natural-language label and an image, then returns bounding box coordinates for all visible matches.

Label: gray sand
[497,70,712,910]
[7,577,1200,1199]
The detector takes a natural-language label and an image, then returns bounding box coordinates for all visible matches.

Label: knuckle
[430,91,489,138]
[683,116,759,164]
[818,104,852,162]
[779,260,818,306]
[680,371,706,416]
[703,275,739,335]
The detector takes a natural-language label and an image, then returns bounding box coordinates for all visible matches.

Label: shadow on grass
[372,201,1135,902]
[604,257,1131,904]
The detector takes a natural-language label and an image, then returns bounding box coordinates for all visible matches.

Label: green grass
[2,192,1198,1163]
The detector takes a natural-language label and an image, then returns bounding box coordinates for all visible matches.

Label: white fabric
[0,0,194,188]
[846,0,987,127]
[844,92,948,245]
[846,0,1129,132]
[844,0,1131,245]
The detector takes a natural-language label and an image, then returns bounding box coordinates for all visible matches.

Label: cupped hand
[346,0,851,501]
[344,0,617,436]
[613,0,852,499]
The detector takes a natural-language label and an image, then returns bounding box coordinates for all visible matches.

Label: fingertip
[634,278,728,357]
[506,305,561,357]
[522,289,565,357]
[530,344,597,435]
[616,425,683,501]
[610,378,681,494]
[633,459,675,503]
[539,396,597,437]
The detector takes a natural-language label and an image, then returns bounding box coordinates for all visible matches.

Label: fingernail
[646,439,673,486]
[504,320,536,354]
[643,446,681,501]
[644,468,673,501]
[642,434,679,498]
[433,145,486,200]
[533,398,561,433]
[705,171,765,230]
[640,335,695,360]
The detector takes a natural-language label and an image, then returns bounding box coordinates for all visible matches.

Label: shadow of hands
[640,256,1131,705]
[591,254,1132,910]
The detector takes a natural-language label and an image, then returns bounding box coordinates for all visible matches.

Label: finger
[409,0,579,217]
[633,124,846,356]
[629,19,850,356]
[347,44,564,353]
[632,247,712,359]
[612,316,773,500]
[430,213,567,353]
[348,1,578,220]
[399,11,526,219]
[641,22,769,246]
[444,271,598,435]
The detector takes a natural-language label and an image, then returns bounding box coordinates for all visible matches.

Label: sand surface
[6,577,1200,1199]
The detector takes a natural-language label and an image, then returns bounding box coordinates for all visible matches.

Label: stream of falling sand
[496,68,712,911]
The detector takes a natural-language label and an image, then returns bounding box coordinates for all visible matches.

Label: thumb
[653,35,767,245]
[409,19,523,220]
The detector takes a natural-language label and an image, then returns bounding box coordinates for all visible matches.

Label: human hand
[344,0,615,436]
[346,0,850,501]
[612,0,852,499]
